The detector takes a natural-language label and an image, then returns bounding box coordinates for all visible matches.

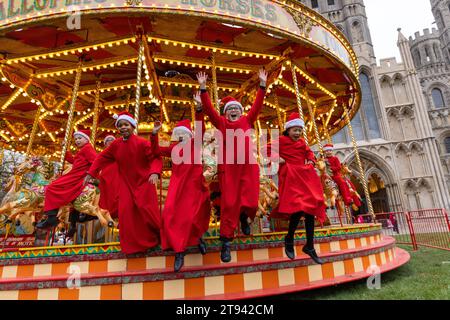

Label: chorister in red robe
[87,112,162,254]
[324,144,353,206]
[200,88,266,239]
[345,178,362,208]
[152,114,211,254]
[43,136,97,212]
[268,134,327,223]
[98,136,119,219]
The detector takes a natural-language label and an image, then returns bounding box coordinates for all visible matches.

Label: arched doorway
[345,150,403,214]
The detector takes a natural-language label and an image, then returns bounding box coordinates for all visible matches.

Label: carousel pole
[191,102,196,132]
[321,117,333,144]
[341,99,376,222]
[211,53,220,112]
[274,93,284,132]
[303,88,324,156]
[90,79,101,145]
[26,108,42,156]
[134,33,145,134]
[290,62,309,145]
[59,60,83,172]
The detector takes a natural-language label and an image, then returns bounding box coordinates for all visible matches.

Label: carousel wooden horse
[341,165,362,212]
[316,158,339,209]
[257,178,279,217]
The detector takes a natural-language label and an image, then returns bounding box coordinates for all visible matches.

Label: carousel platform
[0,223,409,300]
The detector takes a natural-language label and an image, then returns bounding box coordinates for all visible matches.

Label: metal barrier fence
[356,209,450,251]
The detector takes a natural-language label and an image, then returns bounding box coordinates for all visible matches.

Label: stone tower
[430,0,450,63]
[305,0,376,66]
[299,0,450,211]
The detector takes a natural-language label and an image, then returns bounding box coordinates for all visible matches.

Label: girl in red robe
[268,113,326,264]
[197,69,268,263]
[84,112,162,255]
[98,135,119,221]
[37,129,97,229]
[324,144,353,206]
[151,99,211,272]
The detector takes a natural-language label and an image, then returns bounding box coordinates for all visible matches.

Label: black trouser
[44,209,59,217]
[286,212,315,250]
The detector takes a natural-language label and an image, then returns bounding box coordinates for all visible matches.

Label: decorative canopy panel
[0,0,361,157]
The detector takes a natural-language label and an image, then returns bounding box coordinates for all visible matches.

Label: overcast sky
[364,0,435,63]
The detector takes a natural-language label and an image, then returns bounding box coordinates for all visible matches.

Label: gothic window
[360,73,382,139]
[432,88,446,108]
[437,10,445,29]
[445,137,450,154]
[311,0,318,9]
[333,128,347,144]
[328,0,335,5]
[425,46,431,62]
[351,21,364,43]
[413,50,421,68]
[351,110,365,141]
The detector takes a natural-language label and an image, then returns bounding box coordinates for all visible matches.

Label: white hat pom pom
[113,114,119,120]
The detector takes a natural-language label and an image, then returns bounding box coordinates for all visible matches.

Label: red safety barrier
[355,209,450,251]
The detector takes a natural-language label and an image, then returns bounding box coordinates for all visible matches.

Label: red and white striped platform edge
[0,224,410,300]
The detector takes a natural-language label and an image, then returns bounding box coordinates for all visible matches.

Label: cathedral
[299,0,450,212]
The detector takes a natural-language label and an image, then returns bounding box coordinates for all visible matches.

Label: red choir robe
[44,143,97,212]
[152,113,211,253]
[268,136,327,222]
[326,155,353,206]
[345,178,362,208]
[201,88,266,239]
[87,134,162,254]
[98,162,120,218]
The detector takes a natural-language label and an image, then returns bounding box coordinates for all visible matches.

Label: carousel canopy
[0,0,361,158]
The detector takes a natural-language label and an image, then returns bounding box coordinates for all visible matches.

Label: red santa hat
[73,129,90,141]
[172,119,193,137]
[284,112,305,130]
[221,96,243,114]
[113,111,137,128]
[323,144,334,152]
[104,135,116,144]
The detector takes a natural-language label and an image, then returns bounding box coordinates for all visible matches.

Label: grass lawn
[276,245,450,300]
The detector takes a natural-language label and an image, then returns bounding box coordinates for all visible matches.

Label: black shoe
[198,238,207,255]
[285,236,295,260]
[36,215,59,229]
[174,253,185,272]
[240,213,251,236]
[302,246,324,265]
[108,221,114,228]
[220,241,231,263]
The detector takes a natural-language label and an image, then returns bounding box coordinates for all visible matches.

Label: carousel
[0,0,409,300]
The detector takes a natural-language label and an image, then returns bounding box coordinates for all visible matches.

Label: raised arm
[247,68,268,124]
[87,141,116,179]
[151,122,174,158]
[196,72,222,128]
[194,92,206,138]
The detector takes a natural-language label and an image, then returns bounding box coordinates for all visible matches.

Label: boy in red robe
[151,97,211,271]
[98,135,119,221]
[84,112,162,255]
[197,69,268,263]
[268,113,326,264]
[323,144,353,206]
[36,129,97,229]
